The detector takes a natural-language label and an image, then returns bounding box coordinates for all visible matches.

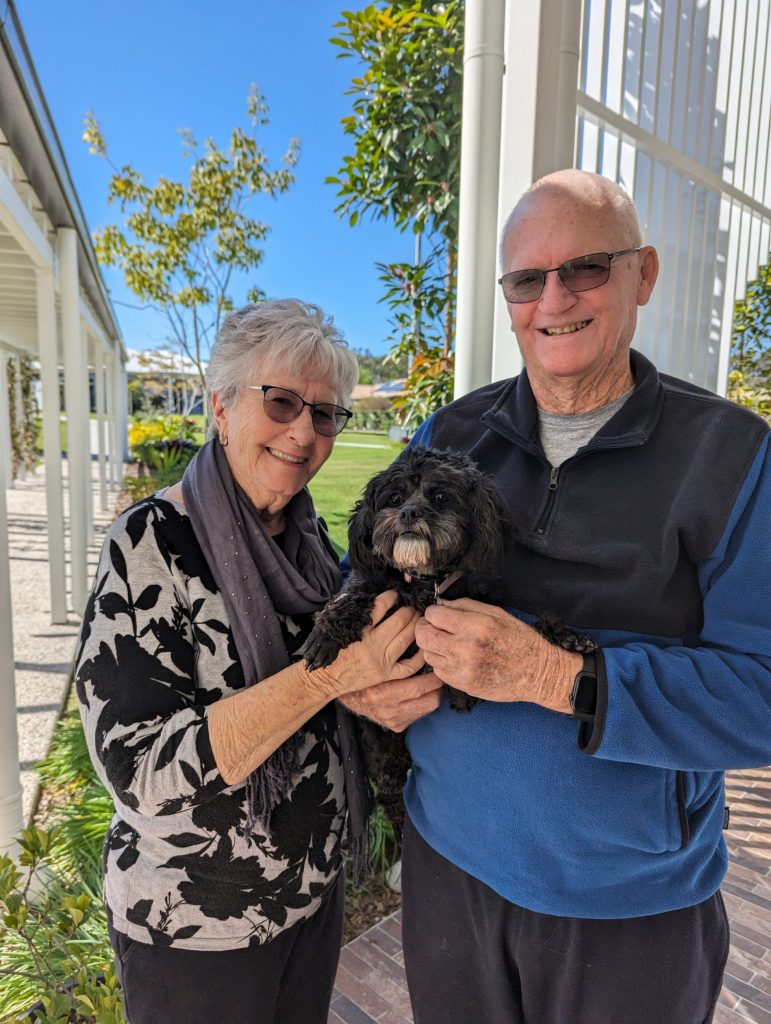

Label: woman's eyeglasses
[246,385,352,437]
[498,248,641,304]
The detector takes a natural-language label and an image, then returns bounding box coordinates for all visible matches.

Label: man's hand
[415,597,581,714]
[338,670,444,732]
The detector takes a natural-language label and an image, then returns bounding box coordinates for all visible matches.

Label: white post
[84,343,94,547]
[116,358,129,463]
[59,228,89,614]
[0,352,12,488]
[95,346,108,512]
[36,268,68,623]
[106,350,118,489]
[0,425,24,852]
[11,356,25,482]
[453,0,506,399]
[491,0,581,383]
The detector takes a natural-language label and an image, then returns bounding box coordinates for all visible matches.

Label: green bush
[0,828,124,1023]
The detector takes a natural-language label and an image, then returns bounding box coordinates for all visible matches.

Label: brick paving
[331,766,771,1024]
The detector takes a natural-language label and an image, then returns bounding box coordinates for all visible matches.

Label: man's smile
[541,320,591,336]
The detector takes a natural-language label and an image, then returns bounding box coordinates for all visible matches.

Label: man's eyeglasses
[246,385,352,437]
[498,248,642,304]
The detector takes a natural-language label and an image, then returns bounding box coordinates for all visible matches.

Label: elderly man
[343,170,771,1024]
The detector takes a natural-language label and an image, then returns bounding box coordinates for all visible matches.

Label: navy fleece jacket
[403,350,771,918]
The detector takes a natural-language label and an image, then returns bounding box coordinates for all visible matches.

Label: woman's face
[211,368,339,525]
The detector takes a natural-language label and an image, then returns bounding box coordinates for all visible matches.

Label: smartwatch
[570,651,598,723]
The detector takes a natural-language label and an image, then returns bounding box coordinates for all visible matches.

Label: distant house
[125,347,205,416]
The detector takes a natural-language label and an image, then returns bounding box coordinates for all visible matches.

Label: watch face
[571,674,597,719]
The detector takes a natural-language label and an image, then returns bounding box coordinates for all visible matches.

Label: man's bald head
[499,170,643,266]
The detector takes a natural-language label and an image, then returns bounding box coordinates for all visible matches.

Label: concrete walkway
[6,462,771,1024]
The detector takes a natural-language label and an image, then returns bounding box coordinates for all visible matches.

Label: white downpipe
[36,268,68,624]
[453,0,506,399]
[60,228,89,615]
[0,410,24,853]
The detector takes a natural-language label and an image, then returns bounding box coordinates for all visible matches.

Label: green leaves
[84,89,300,414]
[729,254,771,423]
[329,1,463,241]
[331,1,463,422]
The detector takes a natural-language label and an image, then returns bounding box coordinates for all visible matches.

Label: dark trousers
[401,815,729,1024]
[107,870,344,1024]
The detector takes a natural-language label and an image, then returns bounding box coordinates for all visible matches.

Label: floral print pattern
[76,496,345,949]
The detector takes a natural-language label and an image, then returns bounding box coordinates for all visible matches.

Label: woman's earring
[219,432,229,447]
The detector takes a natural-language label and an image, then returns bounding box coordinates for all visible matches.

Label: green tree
[729,256,771,423]
[83,86,300,417]
[328,1,463,425]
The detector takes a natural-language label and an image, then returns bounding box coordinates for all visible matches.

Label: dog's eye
[387,493,403,507]
[434,490,449,505]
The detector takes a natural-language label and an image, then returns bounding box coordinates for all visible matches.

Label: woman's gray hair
[206,299,359,411]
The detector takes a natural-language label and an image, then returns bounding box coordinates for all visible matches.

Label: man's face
[500,194,656,391]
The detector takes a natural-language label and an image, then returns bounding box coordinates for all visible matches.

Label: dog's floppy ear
[463,471,509,569]
[347,480,380,574]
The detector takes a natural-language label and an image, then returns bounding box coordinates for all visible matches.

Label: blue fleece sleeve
[409,417,435,448]
[593,433,771,771]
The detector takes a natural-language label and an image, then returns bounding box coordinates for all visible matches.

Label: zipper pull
[549,466,559,490]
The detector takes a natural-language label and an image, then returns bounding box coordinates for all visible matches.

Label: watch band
[570,651,598,723]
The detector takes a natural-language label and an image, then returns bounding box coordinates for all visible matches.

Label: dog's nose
[399,504,423,526]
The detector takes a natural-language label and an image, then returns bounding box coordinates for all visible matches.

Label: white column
[453,0,506,399]
[94,346,108,512]
[0,352,12,488]
[116,358,129,463]
[59,228,89,614]
[0,424,24,853]
[36,268,68,623]
[11,356,25,482]
[84,343,94,547]
[106,350,118,489]
[491,0,581,383]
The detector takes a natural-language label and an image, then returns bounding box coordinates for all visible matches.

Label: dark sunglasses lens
[502,270,545,303]
[312,406,349,436]
[263,388,303,422]
[561,253,611,292]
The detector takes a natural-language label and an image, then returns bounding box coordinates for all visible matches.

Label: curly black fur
[301,446,596,839]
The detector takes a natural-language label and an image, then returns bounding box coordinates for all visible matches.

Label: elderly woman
[75,300,424,1024]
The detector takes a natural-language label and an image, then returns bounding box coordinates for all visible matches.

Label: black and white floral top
[75,496,346,950]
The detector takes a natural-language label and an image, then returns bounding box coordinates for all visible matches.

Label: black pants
[401,815,729,1024]
[107,870,344,1024]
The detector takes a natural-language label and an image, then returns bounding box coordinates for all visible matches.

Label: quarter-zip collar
[480,349,665,458]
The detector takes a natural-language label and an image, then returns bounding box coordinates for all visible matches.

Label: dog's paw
[446,686,478,713]
[533,614,597,654]
[300,630,343,671]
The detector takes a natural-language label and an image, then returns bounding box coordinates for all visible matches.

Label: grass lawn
[309,432,402,554]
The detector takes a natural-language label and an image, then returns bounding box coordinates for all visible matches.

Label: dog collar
[402,568,464,597]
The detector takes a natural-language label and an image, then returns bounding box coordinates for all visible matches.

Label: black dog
[302,446,509,834]
[302,445,596,837]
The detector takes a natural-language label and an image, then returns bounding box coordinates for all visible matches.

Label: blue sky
[17,0,414,356]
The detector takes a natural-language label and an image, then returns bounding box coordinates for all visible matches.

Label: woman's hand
[310,591,426,699]
[338,670,443,732]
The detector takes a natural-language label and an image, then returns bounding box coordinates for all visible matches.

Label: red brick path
[331,764,771,1024]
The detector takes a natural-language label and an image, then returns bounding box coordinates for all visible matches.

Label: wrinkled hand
[338,670,444,732]
[415,597,581,713]
[312,591,425,699]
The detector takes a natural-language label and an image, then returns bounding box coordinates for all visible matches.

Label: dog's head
[348,446,508,580]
